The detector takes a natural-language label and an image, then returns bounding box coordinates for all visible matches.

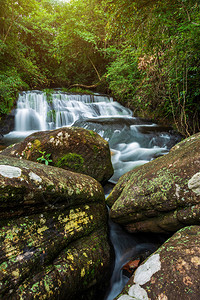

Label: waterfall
[4,90,181,183]
[15,92,48,131]
[14,90,129,132]
[2,90,181,299]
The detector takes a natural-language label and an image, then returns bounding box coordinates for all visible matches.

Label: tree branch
[69,82,101,89]
[88,57,102,81]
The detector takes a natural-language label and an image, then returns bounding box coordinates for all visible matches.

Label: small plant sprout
[37,151,52,165]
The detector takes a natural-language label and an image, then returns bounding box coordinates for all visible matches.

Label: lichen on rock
[0,165,22,178]
[0,127,114,184]
[188,172,200,196]
[107,132,200,233]
[0,154,111,299]
[116,226,200,300]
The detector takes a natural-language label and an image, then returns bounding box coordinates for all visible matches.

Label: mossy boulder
[0,155,111,299]
[116,226,200,300]
[107,132,200,233]
[0,127,113,184]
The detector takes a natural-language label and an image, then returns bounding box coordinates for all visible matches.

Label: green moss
[33,139,41,148]
[55,153,85,171]
[43,89,54,104]
[47,110,56,122]
[89,130,96,138]
[93,145,99,154]
[46,185,55,191]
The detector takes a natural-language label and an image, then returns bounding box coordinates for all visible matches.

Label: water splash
[3,90,180,182]
[2,90,181,299]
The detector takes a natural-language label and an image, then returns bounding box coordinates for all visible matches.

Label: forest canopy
[0,0,199,135]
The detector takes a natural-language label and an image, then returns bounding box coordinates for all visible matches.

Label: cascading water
[15,91,48,131]
[2,90,181,299]
[14,90,126,131]
[104,219,165,300]
[4,90,180,183]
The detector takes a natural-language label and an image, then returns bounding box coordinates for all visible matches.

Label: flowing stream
[2,90,181,299]
[3,90,180,183]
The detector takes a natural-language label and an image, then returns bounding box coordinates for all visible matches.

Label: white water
[14,91,130,131]
[104,219,160,300]
[4,90,176,182]
[3,91,180,299]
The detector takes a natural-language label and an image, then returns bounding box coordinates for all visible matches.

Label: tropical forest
[0,0,199,136]
[0,1,200,300]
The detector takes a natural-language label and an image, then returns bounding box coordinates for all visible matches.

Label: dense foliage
[0,0,107,115]
[104,0,200,135]
[0,0,199,135]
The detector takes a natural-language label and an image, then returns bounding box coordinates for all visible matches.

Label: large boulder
[0,155,111,299]
[107,132,200,233]
[0,127,113,184]
[116,226,200,300]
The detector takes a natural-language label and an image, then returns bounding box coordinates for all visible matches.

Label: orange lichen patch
[175,258,191,274]
[191,256,200,267]
[183,275,193,286]
[185,246,200,255]
[157,293,168,300]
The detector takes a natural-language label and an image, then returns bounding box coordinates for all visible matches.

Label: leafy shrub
[0,68,28,116]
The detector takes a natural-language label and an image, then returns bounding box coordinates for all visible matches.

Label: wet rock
[116,226,200,300]
[0,127,113,184]
[107,132,200,233]
[0,112,15,136]
[122,259,140,278]
[74,118,182,150]
[0,155,105,218]
[0,155,111,299]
